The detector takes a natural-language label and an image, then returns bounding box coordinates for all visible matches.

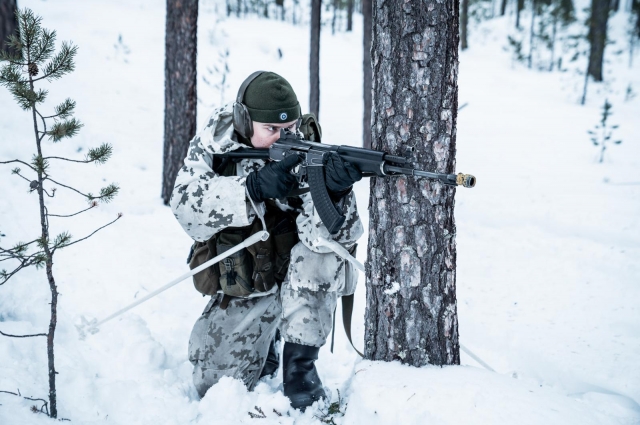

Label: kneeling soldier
[170,71,363,410]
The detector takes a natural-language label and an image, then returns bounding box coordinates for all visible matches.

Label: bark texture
[310,0,321,118]
[0,0,18,53]
[363,0,372,148]
[587,0,609,81]
[162,0,198,205]
[347,0,354,31]
[364,0,461,366]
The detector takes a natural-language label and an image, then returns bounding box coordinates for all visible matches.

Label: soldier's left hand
[323,152,362,195]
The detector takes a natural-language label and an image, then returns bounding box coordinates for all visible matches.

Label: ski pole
[76,230,270,339]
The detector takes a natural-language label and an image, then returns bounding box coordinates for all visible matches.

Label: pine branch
[10,167,32,184]
[88,183,120,203]
[43,143,111,165]
[0,330,47,338]
[17,9,42,60]
[0,160,38,173]
[43,98,75,120]
[46,118,82,142]
[52,214,122,253]
[0,62,27,87]
[31,28,56,65]
[6,81,47,110]
[31,155,49,174]
[0,253,46,285]
[32,42,78,82]
[0,390,50,416]
[42,176,91,199]
[49,202,97,218]
[1,34,26,62]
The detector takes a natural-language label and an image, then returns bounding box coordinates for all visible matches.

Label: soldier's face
[250,120,297,148]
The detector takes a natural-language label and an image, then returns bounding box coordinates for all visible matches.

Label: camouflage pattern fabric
[189,292,281,396]
[172,104,363,396]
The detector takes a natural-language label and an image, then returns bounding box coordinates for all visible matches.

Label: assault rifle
[216,129,476,235]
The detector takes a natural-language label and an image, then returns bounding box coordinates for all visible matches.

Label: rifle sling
[341,294,364,357]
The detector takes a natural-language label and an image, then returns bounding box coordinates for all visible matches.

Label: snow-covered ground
[1,1,638,424]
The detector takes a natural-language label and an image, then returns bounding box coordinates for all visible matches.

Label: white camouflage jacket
[170,104,364,254]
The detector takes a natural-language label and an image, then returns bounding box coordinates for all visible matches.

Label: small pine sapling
[0,8,121,419]
[587,99,622,162]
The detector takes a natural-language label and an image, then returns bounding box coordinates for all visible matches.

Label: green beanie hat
[243,72,301,124]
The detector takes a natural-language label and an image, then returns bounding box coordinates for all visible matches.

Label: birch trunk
[364,0,461,367]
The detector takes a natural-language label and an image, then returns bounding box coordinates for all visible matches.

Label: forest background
[0,0,639,424]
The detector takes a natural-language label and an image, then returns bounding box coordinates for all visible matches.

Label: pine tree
[587,0,609,81]
[0,0,18,54]
[365,0,461,366]
[461,0,469,49]
[0,9,120,418]
[310,0,321,118]
[363,0,372,149]
[162,0,198,205]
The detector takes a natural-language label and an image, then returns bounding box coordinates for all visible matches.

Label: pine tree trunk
[516,0,525,28]
[347,0,354,31]
[363,0,372,149]
[162,0,198,205]
[587,0,609,81]
[501,0,508,15]
[310,0,321,118]
[610,0,619,12]
[332,0,338,34]
[0,0,18,54]
[461,0,469,49]
[365,0,461,366]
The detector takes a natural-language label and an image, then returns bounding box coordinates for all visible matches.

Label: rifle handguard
[456,173,476,188]
[306,166,346,235]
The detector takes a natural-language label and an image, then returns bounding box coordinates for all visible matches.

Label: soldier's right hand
[246,154,302,202]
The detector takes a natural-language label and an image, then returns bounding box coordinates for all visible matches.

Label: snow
[1,0,639,424]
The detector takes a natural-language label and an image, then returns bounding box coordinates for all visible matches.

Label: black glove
[246,154,302,202]
[324,152,362,196]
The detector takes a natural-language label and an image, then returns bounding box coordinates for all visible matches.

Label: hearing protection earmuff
[232,71,265,139]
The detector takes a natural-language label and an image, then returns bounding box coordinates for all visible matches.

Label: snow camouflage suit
[170,104,364,396]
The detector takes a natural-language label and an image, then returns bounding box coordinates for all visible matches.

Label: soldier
[170,71,363,410]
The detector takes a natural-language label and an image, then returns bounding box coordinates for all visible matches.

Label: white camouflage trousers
[188,242,358,397]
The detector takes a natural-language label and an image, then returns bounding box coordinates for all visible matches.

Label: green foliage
[31,154,49,174]
[587,99,622,162]
[52,98,76,120]
[87,183,120,204]
[0,8,76,110]
[7,82,48,110]
[47,118,83,142]
[87,143,113,164]
[40,42,78,82]
[315,390,347,424]
[52,232,72,249]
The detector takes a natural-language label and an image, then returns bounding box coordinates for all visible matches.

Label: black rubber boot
[283,341,327,410]
[259,331,280,379]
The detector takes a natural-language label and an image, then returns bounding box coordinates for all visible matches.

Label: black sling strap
[330,293,364,358]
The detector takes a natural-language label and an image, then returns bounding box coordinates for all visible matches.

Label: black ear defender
[232,71,265,139]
